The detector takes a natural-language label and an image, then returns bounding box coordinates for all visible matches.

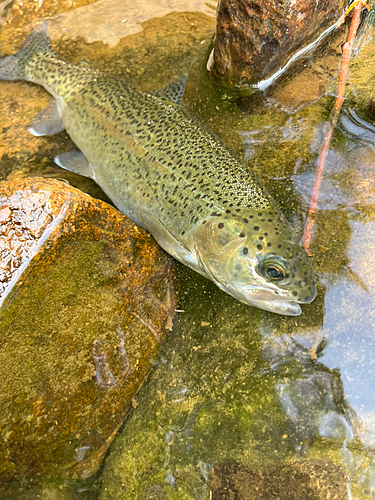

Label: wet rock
[209,460,347,499]
[259,26,348,113]
[210,0,347,89]
[99,253,369,500]
[99,268,263,500]
[98,265,352,499]
[344,29,375,111]
[0,177,175,487]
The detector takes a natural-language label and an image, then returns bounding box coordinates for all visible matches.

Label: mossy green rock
[209,460,347,500]
[99,265,351,499]
[100,270,266,499]
[0,177,175,486]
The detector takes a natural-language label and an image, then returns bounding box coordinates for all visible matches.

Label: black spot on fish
[257,244,262,250]
[243,247,249,255]
[239,232,245,237]
[292,291,298,297]
[267,242,272,247]
[218,223,224,229]
[254,226,260,231]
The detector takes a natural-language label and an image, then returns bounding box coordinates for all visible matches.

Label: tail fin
[0,22,54,81]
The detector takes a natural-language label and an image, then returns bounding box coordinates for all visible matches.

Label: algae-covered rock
[99,263,357,499]
[0,177,175,486]
[99,264,344,500]
[99,269,263,500]
[209,460,347,499]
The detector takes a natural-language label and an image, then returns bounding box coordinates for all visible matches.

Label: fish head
[193,211,316,316]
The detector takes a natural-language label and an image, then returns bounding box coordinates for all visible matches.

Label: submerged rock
[210,0,347,89]
[99,265,350,499]
[99,257,369,499]
[0,177,175,487]
[209,460,347,499]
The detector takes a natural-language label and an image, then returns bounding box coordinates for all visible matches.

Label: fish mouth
[215,282,303,316]
[247,298,302,316]
[239,289,302,315]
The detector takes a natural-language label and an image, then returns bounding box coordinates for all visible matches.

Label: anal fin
[29,99,65,136]
[54,150,94,179]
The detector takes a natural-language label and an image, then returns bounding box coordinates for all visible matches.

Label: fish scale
[68,77,272,224]
[0,22,316,315]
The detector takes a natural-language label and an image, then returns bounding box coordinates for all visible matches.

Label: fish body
[0,23,316,315]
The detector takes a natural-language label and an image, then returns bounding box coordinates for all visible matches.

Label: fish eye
[264,265,284,280]
[257,255,291,284]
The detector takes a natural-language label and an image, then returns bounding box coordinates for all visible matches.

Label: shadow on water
[1,0,375,498]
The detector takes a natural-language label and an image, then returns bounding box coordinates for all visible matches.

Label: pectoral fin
[29,99,65,136]
[139,208,199,269]
[54,151,94,179]
[152,74,188,106]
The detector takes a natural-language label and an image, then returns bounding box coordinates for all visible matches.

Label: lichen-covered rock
[0,177,175,486]
[210,0,347,88]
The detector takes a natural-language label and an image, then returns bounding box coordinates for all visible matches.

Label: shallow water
[1,0,375,498]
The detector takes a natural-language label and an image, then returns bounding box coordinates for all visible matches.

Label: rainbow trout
[0,23,316,315]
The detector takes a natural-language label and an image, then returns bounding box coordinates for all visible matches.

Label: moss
[0,179,175,486]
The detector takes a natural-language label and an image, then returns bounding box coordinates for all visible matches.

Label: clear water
[1,0,375,498]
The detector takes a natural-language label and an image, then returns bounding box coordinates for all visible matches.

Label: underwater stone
[0,177,175,486]
[98,261,354,499]
[209,461,347,499]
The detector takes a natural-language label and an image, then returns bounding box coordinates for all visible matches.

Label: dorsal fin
[152,74,188,105]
